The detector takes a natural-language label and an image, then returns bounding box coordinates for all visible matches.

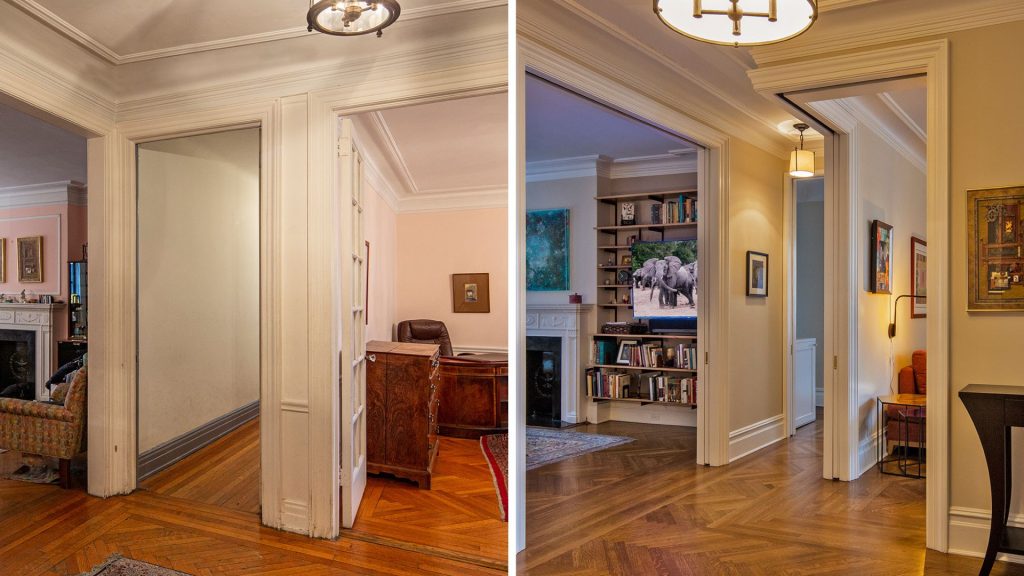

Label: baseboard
[949,506,1024,565]
[857,428,879,477]
[453,345,508,355]
[729,414,785,462]
[280,499,311,535]
[138,400,259,480]
[815,388,824,407]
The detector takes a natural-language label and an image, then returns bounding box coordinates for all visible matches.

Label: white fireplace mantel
[0,303,65,400]
[525,304,592,424]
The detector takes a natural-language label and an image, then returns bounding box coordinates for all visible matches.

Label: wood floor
[518,417,1024,575]
[0,421,506,575]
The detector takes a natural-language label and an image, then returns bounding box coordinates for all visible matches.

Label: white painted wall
[362,178,397,344]
[796,179,825,407]
[854,125,926,474]
[137,128,260,453]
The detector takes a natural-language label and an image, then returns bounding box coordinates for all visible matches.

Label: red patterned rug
[80,553,191,575]
[480,433,508,522]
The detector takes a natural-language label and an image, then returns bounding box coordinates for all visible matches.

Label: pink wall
[396,207,508,351]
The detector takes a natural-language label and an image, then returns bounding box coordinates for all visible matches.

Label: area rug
[79,554,192,576]
[4,464,59,484]
[479,428,634,522]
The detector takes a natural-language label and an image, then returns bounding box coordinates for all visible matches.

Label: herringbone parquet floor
[518,416,1024,575]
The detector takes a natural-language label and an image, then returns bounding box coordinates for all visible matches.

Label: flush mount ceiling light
[307,1,401,37]
[789,123,814,178]
[654,0,817,47]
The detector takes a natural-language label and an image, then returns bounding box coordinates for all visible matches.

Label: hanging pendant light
[654,0,817,47]
[789,123,814,178]
[307,1,401,37]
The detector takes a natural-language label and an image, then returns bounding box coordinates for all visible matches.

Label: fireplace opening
[526,335,567,427]
[0,330,36,399]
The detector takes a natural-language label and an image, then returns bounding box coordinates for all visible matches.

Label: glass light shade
[307,1,401,37]
[655,0,817,47]
[789,149,815,177]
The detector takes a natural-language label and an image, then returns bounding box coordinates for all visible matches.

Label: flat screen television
[630,240,698,331]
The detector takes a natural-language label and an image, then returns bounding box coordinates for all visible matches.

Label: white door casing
[338,118,368,529]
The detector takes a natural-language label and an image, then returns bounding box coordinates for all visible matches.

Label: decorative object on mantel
[967,186,1024,310]
[789,123,815,177]
[307,0,400,38]
[17,236,42,283]
[654,0,818,48]
[569,293,582,304]
[526,209,570,291]
[911,236,927,318]
[870,220,893,294]
[452,273,489,313]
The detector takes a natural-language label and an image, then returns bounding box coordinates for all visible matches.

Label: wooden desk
[959,384,1024,575]
[438,354,508,439]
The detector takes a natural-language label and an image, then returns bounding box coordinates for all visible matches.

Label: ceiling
[352,93,507,209]
[0,102,86,189]
[15,0,505,63]
[526,75,694,163]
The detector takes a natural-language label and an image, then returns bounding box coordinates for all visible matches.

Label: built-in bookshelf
[589,188,699,412]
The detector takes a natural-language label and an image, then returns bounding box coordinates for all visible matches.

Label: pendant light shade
[307,1,401,37]
[789,123,814,178]
[654,0,817,47]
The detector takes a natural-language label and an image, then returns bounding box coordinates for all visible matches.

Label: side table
[876,393,926,478]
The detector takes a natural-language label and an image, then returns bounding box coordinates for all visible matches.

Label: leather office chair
[396,320,455,357]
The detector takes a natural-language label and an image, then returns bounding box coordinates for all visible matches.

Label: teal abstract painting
[526,209,570,291]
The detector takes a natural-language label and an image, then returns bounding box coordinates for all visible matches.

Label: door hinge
[705,351,709,365]
[833,355,838,370]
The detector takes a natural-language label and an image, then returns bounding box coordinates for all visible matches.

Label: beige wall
[363,179,397,343]
[525,176,598,306]
[137,128,260,453]
[948,21,1024,514]
[854,126,927,472]
[395,207,508,351]
[728,138,786,433]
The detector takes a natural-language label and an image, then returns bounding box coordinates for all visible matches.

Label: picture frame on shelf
[967,186,1024,310]
[746,251,768,297]
[616,340,638,365]
[911,236,927,318]
[621,255,632,266]
[870,220,893,294]
[17,236,42,283]
[452,273,489,313]
[616,269,631,285]
[620,202,636,226]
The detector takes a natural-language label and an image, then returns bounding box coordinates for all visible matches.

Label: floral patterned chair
[0,363,87,488]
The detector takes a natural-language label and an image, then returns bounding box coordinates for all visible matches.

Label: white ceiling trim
[367,112,420,196]
[878,92,926,142]
[555,1,789,153]
[610,153,698,179]
[0,180,86,208]
[9,0,507,65]
[399,186,506,213]
[525,155,606,183]
[839,97,926,174]
[526,153,699,182]
[358,147,402,213]
[751,0,1024,65]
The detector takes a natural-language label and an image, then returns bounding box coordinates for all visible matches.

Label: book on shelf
[611,341,697,369]
[588,367,695,404]
[650,203,662,224]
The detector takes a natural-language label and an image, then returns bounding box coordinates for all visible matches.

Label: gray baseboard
[138,400,259,480]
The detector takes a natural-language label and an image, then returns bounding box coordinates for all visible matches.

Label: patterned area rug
[479,428,634,522]
[79,554,192,576]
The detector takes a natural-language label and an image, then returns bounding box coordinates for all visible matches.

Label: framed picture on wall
[17,236,42,283]
[870,220,893,294]
[452,273,489,313]
[967,186,1024,310]
[911,236,927,318]
[746,251,768,297]
[526,208,570,291]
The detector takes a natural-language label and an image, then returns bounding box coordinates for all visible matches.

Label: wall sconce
[888,294,926,339]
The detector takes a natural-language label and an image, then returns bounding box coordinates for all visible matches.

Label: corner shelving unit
[588,188,700,418]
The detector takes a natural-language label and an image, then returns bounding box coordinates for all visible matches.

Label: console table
[960,384,1024,575]
[438,353,508,439]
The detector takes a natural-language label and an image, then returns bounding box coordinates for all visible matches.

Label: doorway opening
[135,128,262,516]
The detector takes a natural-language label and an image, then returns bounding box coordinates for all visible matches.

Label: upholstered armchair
[0,364,87,488]
[886,350,926,451]
[397,320,455,357]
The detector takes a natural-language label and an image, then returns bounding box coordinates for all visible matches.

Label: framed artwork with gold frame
[452,273,489,313]
[17,236,42,283]
[967,186,1024,310]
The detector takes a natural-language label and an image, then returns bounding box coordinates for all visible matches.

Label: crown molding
[610,153,698,179]
[878,92,926,142]
[9,0,507,66]
[525,155,607,183]
[750,0,1024,66]
[526,153,699,182]
[0,180,87,208]
[366,111,420,195]
[399,186,506,213]
[840,97,925,174]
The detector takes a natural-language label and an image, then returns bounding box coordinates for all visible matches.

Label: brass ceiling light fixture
[654,0,818,47]
[307,1,401,37]
[789,123,814,178]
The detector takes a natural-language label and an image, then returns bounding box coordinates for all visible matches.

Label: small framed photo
[616,340,638,365]
[746,251,768,297]
[870,220,893,294]
[17,236,42,283]
[452,273,489,313]
[621,255,632,266]
[620,202,636,226]
[911,236,927,318]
